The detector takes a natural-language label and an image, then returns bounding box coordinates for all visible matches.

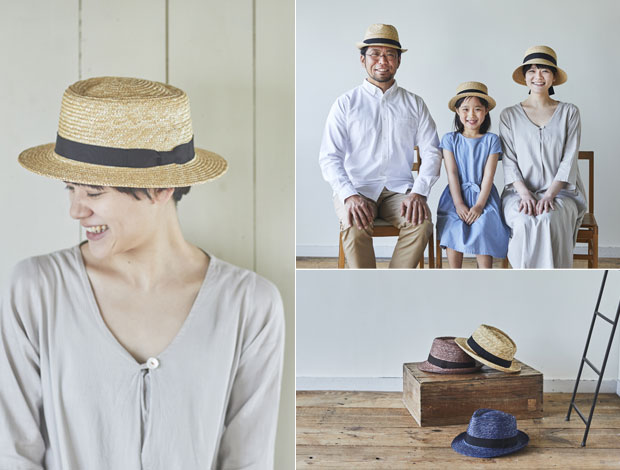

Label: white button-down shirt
[319,79,442,203]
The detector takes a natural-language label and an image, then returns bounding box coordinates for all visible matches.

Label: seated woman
[500,45,587,268]
[0,77,284,469]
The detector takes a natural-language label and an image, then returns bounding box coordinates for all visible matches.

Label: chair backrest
[578,151,594,213]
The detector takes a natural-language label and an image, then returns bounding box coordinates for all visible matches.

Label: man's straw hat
[19,77,227,188]
[455,325,521,373]
[448,81,496,112]
[512,45,567,86]
[356,23,407,52]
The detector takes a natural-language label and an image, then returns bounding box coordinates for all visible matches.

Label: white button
[146,357,159,370]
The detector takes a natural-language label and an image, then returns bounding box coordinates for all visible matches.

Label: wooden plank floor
[296,257,620,269]
[297,391,620,469]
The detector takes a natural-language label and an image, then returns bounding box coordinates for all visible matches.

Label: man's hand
[400,192,430,225]
[344,194,374,230]
[465,204,483,225]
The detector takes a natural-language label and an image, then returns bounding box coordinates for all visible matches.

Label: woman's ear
[152,188,175,205]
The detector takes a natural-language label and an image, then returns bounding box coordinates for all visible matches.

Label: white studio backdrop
[0,1,294,467]
[297,269,620,394]
[296,0,620,258]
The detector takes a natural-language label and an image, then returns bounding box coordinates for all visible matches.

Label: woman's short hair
[71,184,191,203]
[453,96,492,135]
[522,63,557,95]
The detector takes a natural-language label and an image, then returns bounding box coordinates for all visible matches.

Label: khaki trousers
[334,189,433,269]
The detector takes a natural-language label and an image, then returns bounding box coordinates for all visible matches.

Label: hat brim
[418,360,482,375]
[448,93,496,112]
[454,337,521,373]
[356,41,407,52]
[18,143,227,188]
[451,430,529,458]
[512,60,567,86]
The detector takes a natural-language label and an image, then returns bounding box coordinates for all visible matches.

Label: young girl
[436,81,510,268]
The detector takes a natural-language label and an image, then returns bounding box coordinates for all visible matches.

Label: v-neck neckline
[518,101,562,129]
[74,244,215,368]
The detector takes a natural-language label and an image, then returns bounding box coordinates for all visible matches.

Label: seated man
[319,23,441,268]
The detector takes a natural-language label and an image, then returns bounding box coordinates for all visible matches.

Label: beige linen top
[0,246,284,470]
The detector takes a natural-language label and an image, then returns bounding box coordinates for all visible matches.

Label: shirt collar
[362,79,398,97]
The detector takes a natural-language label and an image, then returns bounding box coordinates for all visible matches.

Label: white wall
[297,269,620,392]
[0,1,294,467]
[296,0,620,257]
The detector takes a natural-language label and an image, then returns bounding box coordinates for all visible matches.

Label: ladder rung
[583,358,601,376]
[571,403,588,425]
[596,311,614,325]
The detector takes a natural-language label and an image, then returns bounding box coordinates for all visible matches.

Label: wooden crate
[402,360,543,427]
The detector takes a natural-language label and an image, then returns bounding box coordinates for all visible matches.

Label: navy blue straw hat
[452,409,529,458]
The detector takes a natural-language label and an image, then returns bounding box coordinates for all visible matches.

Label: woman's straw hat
[448,81,496,112]
[418,336,482,374]
[356,23,407,52]
[455,325,521,373]
[512,45,567,86]
[18,77,227,188]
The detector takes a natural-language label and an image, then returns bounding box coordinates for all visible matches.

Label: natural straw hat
[448,81,496,112]
[18,77,227,188]
[418,336,482,374]
[512,45,567,86]
[455,325,521,373]
[356,23,407,52]
[451,409,529,458]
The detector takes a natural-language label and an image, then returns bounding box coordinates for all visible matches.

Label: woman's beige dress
[500,102,587,268]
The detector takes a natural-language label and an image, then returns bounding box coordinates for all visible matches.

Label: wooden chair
[500,150,597,269]
[574,151,598,268]
[337,146,435,268]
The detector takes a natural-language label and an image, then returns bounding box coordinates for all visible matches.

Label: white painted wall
[296,0,620,258]
[0,1,293,467]
[297,269,620,393]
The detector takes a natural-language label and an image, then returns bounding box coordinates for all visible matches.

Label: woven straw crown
[419,336,482,374]
[512,45,567,86]
[18,77,227,188]
[448,81,496,112]
[455,325,521,373]
[356,23,407,52]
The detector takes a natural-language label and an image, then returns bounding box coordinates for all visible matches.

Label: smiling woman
[0,77,285,469]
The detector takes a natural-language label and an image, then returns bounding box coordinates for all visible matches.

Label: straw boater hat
[448,82,496,112]
[512,45,567,86]
[455,325,521,373]
[451,409,529,458]
[418,336,482,374]
[356,23,407,52]
[18,76,228,188]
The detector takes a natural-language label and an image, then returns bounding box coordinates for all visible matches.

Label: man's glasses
[366,51,398,61]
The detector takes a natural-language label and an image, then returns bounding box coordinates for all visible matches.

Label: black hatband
[55,134,195,168]
[457,89,488,96]
[363,38,402,48]
[465,433,519,449]
[467,337,512,369]
[523,52,557,65]
[427,354,476,369]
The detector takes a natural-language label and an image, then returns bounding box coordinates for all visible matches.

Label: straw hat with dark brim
[356,23,407,52]
[419,336,482,374]
[448,81,496,112]
[512,45,567,86]
[455,325,521,373]
[18,77,227,188]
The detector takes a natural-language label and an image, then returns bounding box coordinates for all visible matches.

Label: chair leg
[338,232,345,269]
[502,257,509,269]
[593,228,599,269]
[436,237,442,269]
[427,231,435,269]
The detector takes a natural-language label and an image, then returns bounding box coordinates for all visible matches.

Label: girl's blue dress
[437,132,510,258]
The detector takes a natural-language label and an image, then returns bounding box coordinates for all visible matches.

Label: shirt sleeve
[490,133,503,160]
[0,259,46,470]
[412,97,442,196]
[318,97,358,203]
[554,104,581,190]
[499,109,524,186]
[215,275,285,470]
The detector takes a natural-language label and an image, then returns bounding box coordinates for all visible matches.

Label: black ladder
[566,270,620,446]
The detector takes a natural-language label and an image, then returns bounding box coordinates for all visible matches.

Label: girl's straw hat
[455,325,521,373]
[448,82,496,112]
[356,23,407,52]
[418,336,482,374]
[512,45,567,86]
[18,76,227,188]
